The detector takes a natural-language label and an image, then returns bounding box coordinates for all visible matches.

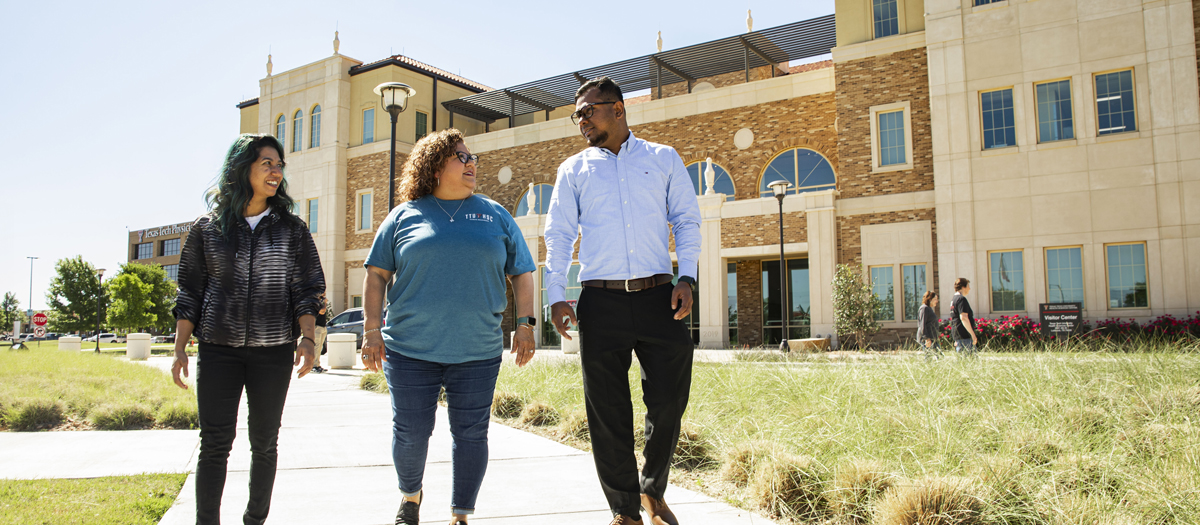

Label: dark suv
[325,307,364,352]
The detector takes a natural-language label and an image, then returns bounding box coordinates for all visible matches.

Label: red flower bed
[936,311,1200,349]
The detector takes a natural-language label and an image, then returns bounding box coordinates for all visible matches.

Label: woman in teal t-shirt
[360,129,537,525]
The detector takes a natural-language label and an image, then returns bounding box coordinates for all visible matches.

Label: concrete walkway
[0,351,775,525]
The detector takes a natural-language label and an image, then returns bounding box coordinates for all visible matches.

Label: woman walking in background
[359,129,536,525]
[949,278,978,357]
[171,133,326,525]
[916,291,942,360]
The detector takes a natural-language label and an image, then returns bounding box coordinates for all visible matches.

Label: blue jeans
[383,351,501,515]
[954,338,977,357]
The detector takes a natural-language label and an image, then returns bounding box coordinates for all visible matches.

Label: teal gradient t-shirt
[365,194,535,364]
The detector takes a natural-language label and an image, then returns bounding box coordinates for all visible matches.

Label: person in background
[359,128,537,525]
[916,291,942,360]
[310,294,328,373]
[171,133,325,525]
[949,278,978,357]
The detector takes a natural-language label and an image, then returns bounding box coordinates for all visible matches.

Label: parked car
[325,307,364,352]
[153,333,176,343]
[83,333,124,344]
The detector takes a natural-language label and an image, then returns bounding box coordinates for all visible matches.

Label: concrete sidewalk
[0,351,775,525]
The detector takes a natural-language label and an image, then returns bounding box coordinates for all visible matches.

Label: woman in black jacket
[916,290,942,360]
[170,133,325,525]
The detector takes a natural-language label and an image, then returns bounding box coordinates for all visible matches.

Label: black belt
[582,274,674,292]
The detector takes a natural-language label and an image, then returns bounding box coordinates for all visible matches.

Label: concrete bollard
[126,333,152,360]
[58,336,82,351]
[327,333,358,369]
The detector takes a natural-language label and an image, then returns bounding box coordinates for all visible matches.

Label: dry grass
[558,410,590,441]
[831,459,897,523]
[750,453,830,521]
[719,440,774,487]
[492,391,526,419]
[520,401,560,426]
[873,477,984,525]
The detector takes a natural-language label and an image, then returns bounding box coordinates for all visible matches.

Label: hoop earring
[436,177,440,186]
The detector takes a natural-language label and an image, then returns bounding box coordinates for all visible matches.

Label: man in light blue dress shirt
[545,76,701,525]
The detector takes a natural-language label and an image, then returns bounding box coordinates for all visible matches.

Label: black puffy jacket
[172,209,325,347]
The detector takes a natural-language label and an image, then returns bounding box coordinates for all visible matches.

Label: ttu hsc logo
[464,213,494,223]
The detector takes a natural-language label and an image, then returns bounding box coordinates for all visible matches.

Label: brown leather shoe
[609,514,643,525]
[640,494,678,525]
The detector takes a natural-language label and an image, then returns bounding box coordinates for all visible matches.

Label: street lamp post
[373,82,416,212]
[95,268,105,354]
[26,257,37,329]
[768,180,792,353]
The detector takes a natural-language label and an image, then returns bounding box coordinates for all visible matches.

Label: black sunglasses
[570,101,618,125]
[453,151,480,164]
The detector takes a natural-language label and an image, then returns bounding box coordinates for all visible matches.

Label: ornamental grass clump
[520,401,559,426]
[557,410,589,441]
[750,453,830,521]
[492,391,526,419]
[719,440,774,487]
[155,400,198,429]
[359,372,388,393]
[829,459,896,523]
[873,477,984,525]
[2,399,65,430]
[90,403,155,430]
[671,425,717,470]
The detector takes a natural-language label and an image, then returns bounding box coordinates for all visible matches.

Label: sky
[0,0,835,313]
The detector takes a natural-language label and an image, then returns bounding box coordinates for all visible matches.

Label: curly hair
[397,128,465,203]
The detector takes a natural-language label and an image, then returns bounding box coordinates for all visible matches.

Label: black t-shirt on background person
[950,293,975,340]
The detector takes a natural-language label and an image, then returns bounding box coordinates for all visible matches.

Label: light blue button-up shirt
[543,132,702,305]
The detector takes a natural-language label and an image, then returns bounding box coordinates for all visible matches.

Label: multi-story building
[231,0,1200,348]
[126,221,191,281]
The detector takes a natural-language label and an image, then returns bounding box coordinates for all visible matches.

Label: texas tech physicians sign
[1039,303,1082,339]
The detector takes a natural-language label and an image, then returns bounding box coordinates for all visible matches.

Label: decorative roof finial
[747,10,754,33]
[266,53,273,76]
[333,31,340,54]
[656,31,663,53]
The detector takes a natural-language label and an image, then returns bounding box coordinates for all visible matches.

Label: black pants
[577,283,694,519]
[195,342,294,525]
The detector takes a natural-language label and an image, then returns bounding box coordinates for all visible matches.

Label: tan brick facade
[652,65,784,100]
[721,213,808,249]
[733,260,763,348]
[346,151,406,251]
[836,208,940,315]
[834,48,933,199]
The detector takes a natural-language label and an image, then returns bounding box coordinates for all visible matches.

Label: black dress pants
[577,283,694,519]
[195,342,294,525]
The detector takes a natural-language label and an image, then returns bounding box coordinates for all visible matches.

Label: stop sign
[32,313,47,326]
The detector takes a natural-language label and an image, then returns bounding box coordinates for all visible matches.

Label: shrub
[90,403,154,430]
[492,391,525,419]
[155,400,198,429]
[3,399,66,430]
[520,402,559,426]
[873,477,984,525]
[360,372,388,393]
[750,454,830,521]
[671,425,717,470]
[830,459,896,523]
[719,440,774,487]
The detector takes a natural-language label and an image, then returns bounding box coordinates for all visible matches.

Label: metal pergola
[442,14,835,129]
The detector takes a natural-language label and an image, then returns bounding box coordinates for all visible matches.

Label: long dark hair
[206,134,297,240]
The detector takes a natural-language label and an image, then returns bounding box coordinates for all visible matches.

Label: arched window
[275,114,286,143]
[514,183,554,216]
[309,105,321,149]
[758,148,836,198]
[685,161,736,202]
[292,110,303,153]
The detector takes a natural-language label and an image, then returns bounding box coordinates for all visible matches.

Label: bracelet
[516,324,534,332]
[364,328,381,336]
[301,336,316,345]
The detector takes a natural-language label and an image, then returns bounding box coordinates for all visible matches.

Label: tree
[831,264,883,350]
[114,262,176,332]
[1,292,19,332]
[106,273,156,333]
[46,256,107,334]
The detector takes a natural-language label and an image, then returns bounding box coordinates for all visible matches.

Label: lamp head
[96,268,106,278]
[768,180,791,200]
[374,82,416,116]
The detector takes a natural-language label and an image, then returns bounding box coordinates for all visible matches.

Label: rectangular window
[136,243,152,260]
[1095,70,1136,136]
[163,264,179,282]
[358,192,373,231]
[980,88,1016,149]
[362,108,375,144]
[878,110,906,166]
[161,238,180,257]
[989,250,1026,312]
[727,262,738,347]
[415,111,428,142]
[975,0,1003,5]
[901,264,926,321]
[310,110,321,149]
[540,263,581,347]
[873,0,899,38]
[762,259,811,343]
[352,295,363,308]
[307,198,318,234]
[1045,246,1084,304]
[870,265,895,321]
[1036,80,1074,142]
[1106,243,1147,309]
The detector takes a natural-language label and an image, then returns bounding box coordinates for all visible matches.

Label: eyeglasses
[453,151,480,164]
[570,101,618,125]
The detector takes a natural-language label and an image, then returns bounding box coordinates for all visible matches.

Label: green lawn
[0,348,197,431]
[0,474,187,524]
[488,351,1200,524]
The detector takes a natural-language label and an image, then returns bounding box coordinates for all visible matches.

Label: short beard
[586,130,609,147]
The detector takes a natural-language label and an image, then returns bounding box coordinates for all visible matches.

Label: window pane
[672,266,701,344]
[415,111,428,141]
[162,238,181,257]
[727,262,738,345]
[292,110,303,153]
[762,259,810,344]
[275,115,286,142]
[989,251,1025,311]
[686,162,736,201]
[164,264,179,282]
[540,263,581,346]
[363,109,375,144]
[981,89,1016,149]
[1096,70,1136,135]
[308,199,318,234]
[515,183,554,216]
[136,243,152,260]
[1107,244,1147,308]
[873,0,898,38]
[1036,80,1074,142]
[359,193,372,230]
[1046,247,1084,303]
[878,110,906,166]
[310,106,321,148]
[352,296,363,308]
[758,149,835,198]
[902,264,926,321]
[871,266,895,321]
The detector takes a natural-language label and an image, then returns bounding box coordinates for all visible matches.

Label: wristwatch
[677,276,696,287]
[516,316,537,328]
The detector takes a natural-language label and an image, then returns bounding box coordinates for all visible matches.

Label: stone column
[697,193,727,349]
[514,214,546,347]
[805,189,837,341]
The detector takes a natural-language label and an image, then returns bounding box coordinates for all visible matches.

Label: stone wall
[721,212,808,249]
[834,47,933,199]
[346,151,406,251]
[734,259,763,347]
